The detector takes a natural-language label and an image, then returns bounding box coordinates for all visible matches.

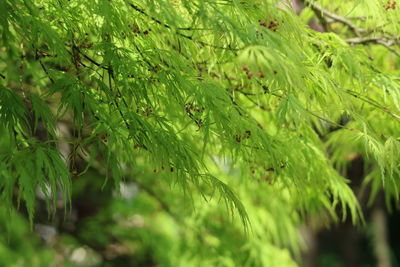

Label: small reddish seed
[235,135,241,142]
[242,65,248,71]
[385,0,396,10]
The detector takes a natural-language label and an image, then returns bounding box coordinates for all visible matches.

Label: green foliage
[0,0,400,265]
[0,207,55,267]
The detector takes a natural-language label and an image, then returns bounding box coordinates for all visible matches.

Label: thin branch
[381,44,400,57]
[345,36,386,44]
[72,45,111,71]
[108,68,131,131]
[35,48,55,84]
[126,1,240,51]
[345,36,400,46]
[344,89,400,120]
[304,0,365,36]
[345,36,400,56]
[304,1,400,57]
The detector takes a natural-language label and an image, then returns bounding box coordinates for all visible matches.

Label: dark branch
[303,0,400,57]
[304,0,365,36]
[127,1,240,51]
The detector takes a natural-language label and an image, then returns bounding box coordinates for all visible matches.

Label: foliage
[0,0,400,266]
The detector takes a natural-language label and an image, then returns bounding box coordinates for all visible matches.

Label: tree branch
[126,1,240,51]
[304,0,400,57]
[304,0,365,36]
[346,36,400,56]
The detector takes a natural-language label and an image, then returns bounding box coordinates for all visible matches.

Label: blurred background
[1,156,399,267]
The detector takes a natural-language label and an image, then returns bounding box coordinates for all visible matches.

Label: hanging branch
[126,1,240,51]
[35,48,55,84]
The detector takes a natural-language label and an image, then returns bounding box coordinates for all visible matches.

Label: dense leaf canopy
[0,0,400,266]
